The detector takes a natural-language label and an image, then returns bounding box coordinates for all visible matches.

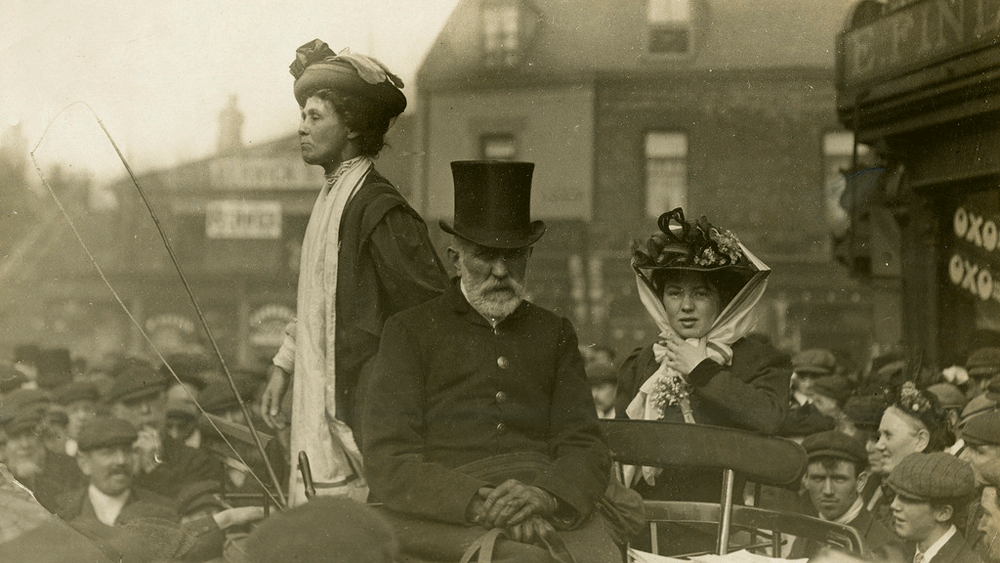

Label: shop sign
[205,200,282,239]
[948,203,1000,306]
[249,304,295,348]
[840,0,1000,89]
[208,157,323,190]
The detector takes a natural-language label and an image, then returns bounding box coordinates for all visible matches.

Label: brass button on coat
[497,356,509,369]
[495,391,507,403]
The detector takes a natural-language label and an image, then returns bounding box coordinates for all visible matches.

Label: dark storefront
[836,0,1000,366]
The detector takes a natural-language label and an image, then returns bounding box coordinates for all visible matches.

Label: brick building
[414,0,900,364]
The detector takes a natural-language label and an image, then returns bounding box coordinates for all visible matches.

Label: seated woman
[614,208,792,507]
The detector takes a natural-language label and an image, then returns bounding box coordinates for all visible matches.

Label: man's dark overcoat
[362,281,610,526]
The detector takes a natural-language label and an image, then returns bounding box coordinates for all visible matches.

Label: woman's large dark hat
[440,160,546,249]
[633,208,754,297]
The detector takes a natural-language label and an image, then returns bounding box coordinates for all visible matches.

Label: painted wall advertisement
[948,190,1000,331]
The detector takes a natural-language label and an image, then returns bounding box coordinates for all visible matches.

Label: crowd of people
[2,38,1000,563]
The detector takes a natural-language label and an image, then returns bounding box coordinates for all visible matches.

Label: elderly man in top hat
[258,39,448,507]
[362,161,622,563]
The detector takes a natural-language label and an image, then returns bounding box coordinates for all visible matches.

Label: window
[647,0,692,54]
[483,2,522,66]
[645,132,688,217]
[822,131,871,231]
[480,133,518,160]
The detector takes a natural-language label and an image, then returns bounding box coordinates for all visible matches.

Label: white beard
[465,277,526,324]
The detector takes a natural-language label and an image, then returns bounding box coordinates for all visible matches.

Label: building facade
[835,0,1000,367]
[415,0,899,365]
[1,105,417,369]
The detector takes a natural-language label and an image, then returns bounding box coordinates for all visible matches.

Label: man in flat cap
[966,348,1000,400]
[51,380,102,457]
[259,38,448,507]
[105,360,223,500]
[57,416,265,562]
[886,452,980,563]
[362,161,622,563]
[781,349,841,439]
[56,416,177,526]
[790,430,897,559]
[1,405,83,512]
[960,411,1000,487]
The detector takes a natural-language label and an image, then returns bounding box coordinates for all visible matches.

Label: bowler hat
[440,160,545,249]
[843,394,886,430]
[77,416,138,452]
[35,348,73,390]
[802,430,868,469]
[886,452,975,501]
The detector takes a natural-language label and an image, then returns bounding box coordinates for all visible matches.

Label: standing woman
[615,208,791,504]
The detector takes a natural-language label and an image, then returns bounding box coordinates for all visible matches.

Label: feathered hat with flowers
[632,208,758,303]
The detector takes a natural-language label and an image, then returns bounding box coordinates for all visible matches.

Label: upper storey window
[482,0,538,67]
[647,0,692,55]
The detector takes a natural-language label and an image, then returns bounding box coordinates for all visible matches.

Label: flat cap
[159,353,214,391]
[812,376,853,406]
[104,360,167,404]
[987,375,1000,403]
[5,405,45,436]
[51,381,101,405]
[802,430,868,469]
[77,416,138,452]
[959,393,996,425]
[843,394,887,429]
[3,388,52,413]
[165,398,198,420]
[793,349,837,376]
[0,362,26,393]
[887,452,975,501]
[967,347,1000,379]
[962,410,1000,446]
[927,382,967,410]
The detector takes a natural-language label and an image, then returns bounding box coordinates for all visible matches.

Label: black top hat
[439,160,546,249]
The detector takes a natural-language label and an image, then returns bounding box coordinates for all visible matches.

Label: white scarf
[288,156,372,507]
[624,243,770,487]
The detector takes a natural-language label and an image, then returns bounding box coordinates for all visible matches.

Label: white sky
[2,0,460,180]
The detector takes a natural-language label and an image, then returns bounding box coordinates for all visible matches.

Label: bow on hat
[289,39,404,89]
